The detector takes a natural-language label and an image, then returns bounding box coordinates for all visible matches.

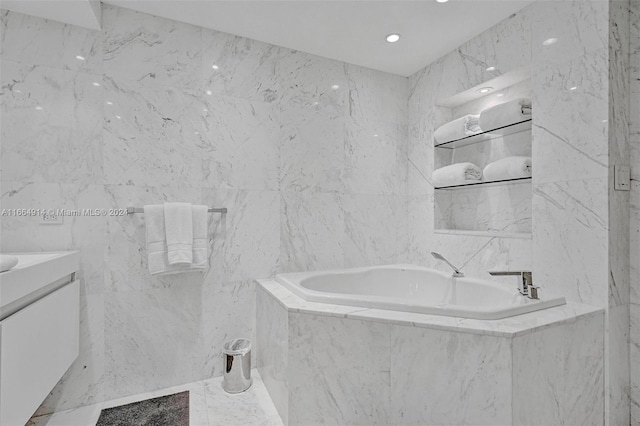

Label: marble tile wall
[0,4,408,413]
[625,0,639,421]
[408,1,630,423]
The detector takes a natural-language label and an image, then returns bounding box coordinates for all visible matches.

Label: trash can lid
[223,338,251,355]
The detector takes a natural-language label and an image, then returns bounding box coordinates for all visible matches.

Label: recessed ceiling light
[496,93,505,97]
[436,0,449,3]
[542,37,558,46]
[386,34,400,43]
[486,66,496,72]
[569,86,578,91]
[212,65,219,70]
[331,84,340,90]
[75,55,85,61]
[477,87,493,94]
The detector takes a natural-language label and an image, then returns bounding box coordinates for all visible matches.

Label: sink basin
[0,251,79,320]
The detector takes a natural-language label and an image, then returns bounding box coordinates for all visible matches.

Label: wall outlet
[614,165,630,191]
[40,211,63,225]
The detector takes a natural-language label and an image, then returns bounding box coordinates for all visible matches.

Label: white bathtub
[275,264,566,320]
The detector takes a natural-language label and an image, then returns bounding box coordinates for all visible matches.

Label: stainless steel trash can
[222,338,252,393]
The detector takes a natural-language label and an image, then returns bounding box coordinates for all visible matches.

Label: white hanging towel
[164,202,193,265]
[144,204,209,275]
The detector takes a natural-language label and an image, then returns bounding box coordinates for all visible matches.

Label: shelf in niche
[435,119,532,149]
[434,229,532,239]
[434,176,531,190]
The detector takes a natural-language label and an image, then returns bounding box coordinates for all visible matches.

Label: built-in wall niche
[433,73,532,238]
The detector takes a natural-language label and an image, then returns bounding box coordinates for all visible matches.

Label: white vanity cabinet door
[0,280,79,426]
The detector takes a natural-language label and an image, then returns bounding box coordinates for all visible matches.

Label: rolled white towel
[432,163,483,187]
[483,156,532,181]
[478,98,531,132]
[434,115,481,144]
[0,254,19,272]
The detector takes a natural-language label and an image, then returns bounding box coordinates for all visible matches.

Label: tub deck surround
[256,279,605,425]
[275,264,566,321]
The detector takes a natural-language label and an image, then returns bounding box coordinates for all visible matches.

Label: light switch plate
[614,165,630,191]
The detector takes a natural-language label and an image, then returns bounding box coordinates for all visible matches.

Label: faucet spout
[431,252,464,277]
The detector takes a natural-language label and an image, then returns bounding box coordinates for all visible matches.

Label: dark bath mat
[96,391,189,426]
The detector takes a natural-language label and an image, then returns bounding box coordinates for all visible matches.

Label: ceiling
[2,0,535,76]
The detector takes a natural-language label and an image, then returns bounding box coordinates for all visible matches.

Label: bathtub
[275,264,565,320]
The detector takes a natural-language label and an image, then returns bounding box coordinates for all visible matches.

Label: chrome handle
[488,271,534,297]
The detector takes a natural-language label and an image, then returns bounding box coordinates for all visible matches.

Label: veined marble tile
[202,29,281,103]
[202,188,280,282]
[279,103,345,193]
[0,182,107,295]
[345,64,408,126]
[343,194,408,268]
[389,325,512,425]
[200,280,256,379]
[631,181,640,306]
[532,49,609,184]
[0,9,102,74]
[609,187,630,308]
[455,9,531,89]
[275,48,347,111]
[103,284,204,401]
[280,191,344,273]
[102,4,200,91]
[512,310,604,425]
[103,184,203,293]
[102,78,204,187]
[532,179,609,305]
[288,313,391,425]
[36,294,105,416]
[201,94,278,191]
[344,119,407,196]
[256,285,289,425]
[405,194,434,265]
[530,0,608,67]
[631,303,640,425]
[607,305,631,426]
[1,61,103,184]
[203,373,283,426]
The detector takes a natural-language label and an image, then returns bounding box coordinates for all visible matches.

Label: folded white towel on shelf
[432,162,483,187]
[434,115,481,144]
[144,204,208,275]
[164,202,193,265]
[0,254,19,272]
[483,156,532,181]
[478,97,531,132]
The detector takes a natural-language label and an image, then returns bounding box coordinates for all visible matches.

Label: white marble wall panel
[390,326,512,425]
[280,191,344,273]
[288,313,392,425]
[629,0,640,421]
[1,61,103,184]
[0,10,102,74]
[102,4,200,91]
[102,78,204,187]
[256,285,289,425]
[532,179,609,305]
[103,283,204,401]
[202,94,279,191]
[343,194,408,268]
[512,310,604,425]
[202,29,282,104]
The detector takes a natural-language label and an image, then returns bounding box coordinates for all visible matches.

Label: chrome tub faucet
[431,252,464,278]
[488,271,539,299]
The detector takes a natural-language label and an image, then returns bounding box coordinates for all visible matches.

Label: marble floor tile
[27,372,280,426]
